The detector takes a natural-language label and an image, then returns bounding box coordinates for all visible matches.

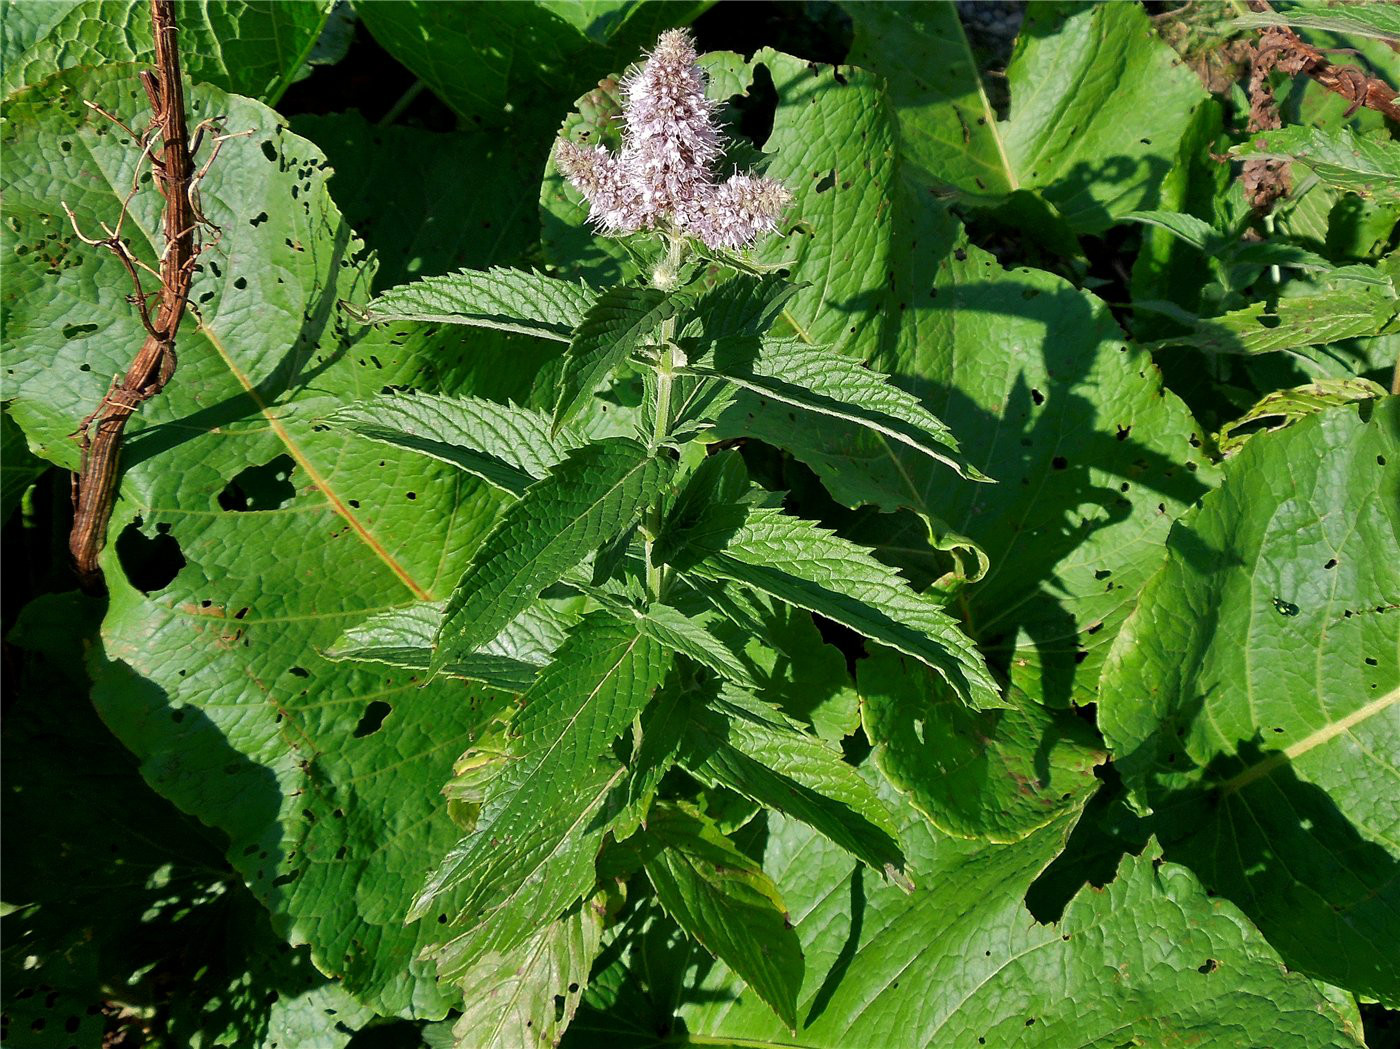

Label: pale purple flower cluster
[554,29,791,251]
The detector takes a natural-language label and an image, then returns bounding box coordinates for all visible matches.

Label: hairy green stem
[645,232,688,599]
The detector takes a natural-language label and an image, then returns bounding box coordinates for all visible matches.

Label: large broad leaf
[415,614,669,968]
[573,790,1364,1047]
[290,113,541,292]
[858,647,1104,843]
[2,593,373,1049]
[355,0,702,131]
[662,504,998,706]
[636,805,803,1030]
[434,438,675,669]
[847,1,1209,234]
[1100,399,1400,1004]
[1,0,331,103]
[1,67,559,1015]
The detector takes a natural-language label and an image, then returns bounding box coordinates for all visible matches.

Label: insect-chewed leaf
[662,503,999,707]
[637,803,804,1029]
[325,599,575,694]
[1231,126,1400,203]
[433,438,675,673]
[681,686,905,878]
[346,266,597,341]
[412,613,670,963]
[553,286,684,428]
[682,337,980,479]
[329,391,586,498]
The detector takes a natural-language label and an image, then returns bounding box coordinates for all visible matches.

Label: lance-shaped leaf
[628,601,759,690]
[637,804,803,1030]
[680,686,904,878]
[445,897,604,1049]
[685,274,804,342]
[662,505,998,706]
[412,615,669,960]
[554,286,683,428]
[325,600,575,694]
[681,337,978,479]
[1232,126,1400,203]
[345,267,597,341]
[434,438,675,671]
[329,391,585,497]
[1232,2,1400,40]
[1100,400,1400,1003]
[613,677,693,840]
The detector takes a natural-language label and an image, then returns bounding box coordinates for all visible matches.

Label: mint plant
[329,29,994,1028]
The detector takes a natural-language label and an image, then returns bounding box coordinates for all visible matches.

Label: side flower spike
[678,174,793,251]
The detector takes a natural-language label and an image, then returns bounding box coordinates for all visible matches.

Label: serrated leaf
[847,1,1209,233]
[639,803,1366,1047]
[1150,283,1400,357]
[1232,126,1400,203]
[685,274,803,342]
[448,898,604,1049]
[435,439,675,672]
[1232,2,1400,42]
[349,267,597,341]
[326,600,575,694]
[1100,400,1400,1004]
[555,286,681,427]
[414,614,669,965]
[330,391,586,498]
[680,686,904,877]
[858,647,1104,843]
[637,804,803,1030]
[1,0,330,103]
[663,504,998,707]
[682,336,978,479]
[629,600,760,689]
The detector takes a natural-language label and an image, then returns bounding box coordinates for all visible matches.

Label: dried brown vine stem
[67,0,200,590]
[1246,0,1400,123]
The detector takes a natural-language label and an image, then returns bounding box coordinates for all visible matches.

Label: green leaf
[325,600,575,694]
[1232,126,1400,203]
[858,647,1104,843]
[663,504,999,707]
[435,438,676,671]
[414,614,670,965]
[843,199,1217,708]
[347,267,598,342]
[686,273,803,342]
[555,286,681,427]
[1,407,43,523]
[641,803,1366,1047]
[356,0,701,130]
[848,1,1210,233]
[638,804,803,1030]
[1100,400,1400,1004]
[628,600,760,690]
[1217,377,1387,455]
[448,898,605,1049]
[2,66,558,1014]
[1150,282,1400,357]
[680,686,905,878]
[682,336,979,479]
[613,674,693,839]
[1232,2,1400,42]
[1120,209,1224,252]
[330,391,586,498]
[290,112,540,292]
[1,0,331,103]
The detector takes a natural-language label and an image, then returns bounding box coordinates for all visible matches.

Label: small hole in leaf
[353,701,392,738]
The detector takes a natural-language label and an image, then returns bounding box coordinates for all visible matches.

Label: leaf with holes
[1099,399,1400,1004]
[1,66,560,1015]
[1,0,332,103]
